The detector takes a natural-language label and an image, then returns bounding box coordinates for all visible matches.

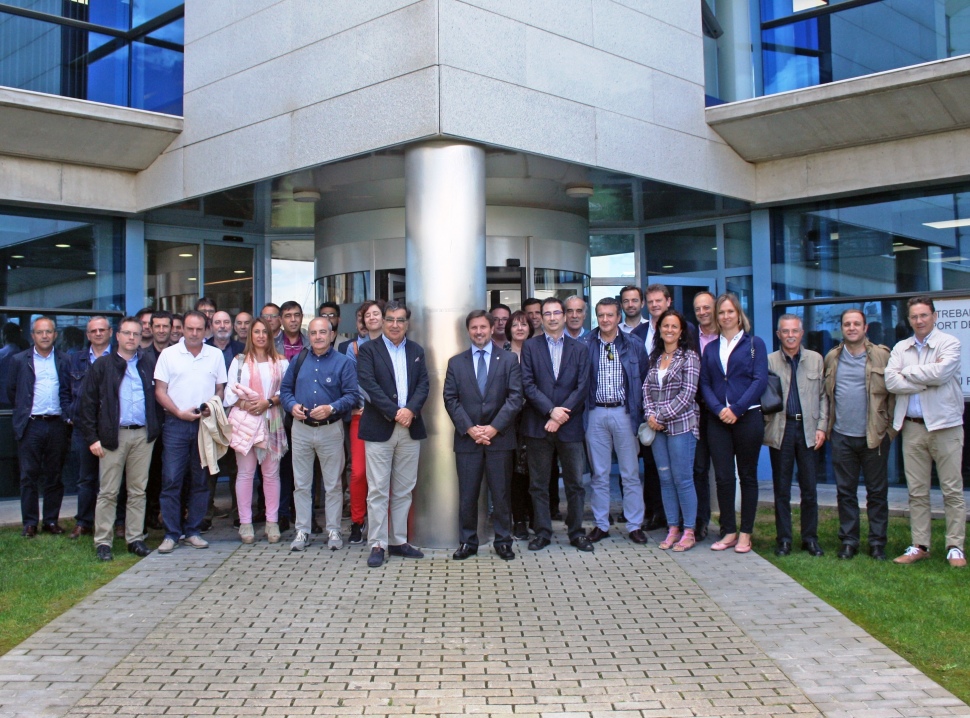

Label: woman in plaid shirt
[642,309,701,552]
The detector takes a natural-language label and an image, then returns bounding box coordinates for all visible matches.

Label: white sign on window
[930,298,970,398]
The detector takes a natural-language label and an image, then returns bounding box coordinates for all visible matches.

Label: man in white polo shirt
[154,310,227,554]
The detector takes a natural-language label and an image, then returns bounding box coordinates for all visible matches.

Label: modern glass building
[1,0,968,539]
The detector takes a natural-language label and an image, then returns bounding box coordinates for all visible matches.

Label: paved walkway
[2,496,969,717]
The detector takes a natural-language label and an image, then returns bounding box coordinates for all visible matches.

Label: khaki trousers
[365,423,420,549]
[901,421,965,549]
[94,428,154,547]
[292,420,344,535]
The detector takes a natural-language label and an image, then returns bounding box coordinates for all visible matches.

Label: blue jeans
[652,430,698,530]
[585,406,644,532]
[160,416,209,542]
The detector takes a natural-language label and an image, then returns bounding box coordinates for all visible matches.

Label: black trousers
[769,419,819,544]
[708,408,763,535]
[19,418,69,526]
[457,448,513,547]
[692,409,712,530]
[527,435,585,540]
[641,444,664,520]
[831,431,890,548]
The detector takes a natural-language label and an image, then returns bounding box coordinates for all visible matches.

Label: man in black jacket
[76,317,160,560]
[6,316,71,537]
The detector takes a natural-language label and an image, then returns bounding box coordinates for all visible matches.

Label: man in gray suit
[443,310,524,561]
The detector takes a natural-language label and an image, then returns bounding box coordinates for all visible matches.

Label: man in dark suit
[356,300,430,568]
[443,310,523,561]
[6,316,72,537]
[520,296,592,552]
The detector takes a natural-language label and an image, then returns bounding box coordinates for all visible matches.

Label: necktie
[477,349,488,394]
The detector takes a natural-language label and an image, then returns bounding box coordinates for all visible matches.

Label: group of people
[7,285,965,569]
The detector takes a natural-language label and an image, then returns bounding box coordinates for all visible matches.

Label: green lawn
[751,506,970,704]
[0,526,156,655]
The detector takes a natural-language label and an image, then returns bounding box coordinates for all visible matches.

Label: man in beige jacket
[764,314,828,557]
[823,309,895,561]
[885,296,966,568]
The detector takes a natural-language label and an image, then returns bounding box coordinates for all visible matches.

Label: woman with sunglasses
[643,309,701,551]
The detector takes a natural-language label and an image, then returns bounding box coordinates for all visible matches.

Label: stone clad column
[404,141,486,549]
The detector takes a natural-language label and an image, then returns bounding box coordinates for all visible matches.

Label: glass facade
[760,0,970,95]
[0,1,184,114]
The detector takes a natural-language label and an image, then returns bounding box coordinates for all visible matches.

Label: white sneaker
[158,538,177,554]
[183,535,209,549]
[290,530,310,552]
[947,546,967,568]
[328,530,343,551]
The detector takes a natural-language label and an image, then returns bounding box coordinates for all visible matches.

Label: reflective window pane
[146,241,199,314]
[645,226,717,275]
[725,221,752,268]
[204,245,254,317]
[534,269,590,303]
[131,38,183,114]
[133,0,184,26]
[590,234,635,278]
[589,182,634,223]
[317,272,369,306]
[725,275,754,319]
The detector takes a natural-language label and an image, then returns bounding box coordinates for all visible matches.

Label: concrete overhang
[0,87,183,172]
[706,55,970,163]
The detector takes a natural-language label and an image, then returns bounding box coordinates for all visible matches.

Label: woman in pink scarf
[225,318,289,544]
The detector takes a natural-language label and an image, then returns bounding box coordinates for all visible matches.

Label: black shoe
[528,536,551,551]
[570,535,594,552]
[388,543,424,558]
[608,514,614,526]
[629,529,648,544]
[349,522,364,545]
[495,544,515,561]
[96,544,113,561]
[775,540,792,556]
[837,543,858,560]
[367,547,385,567]
[696,524,709,541]
[233,518,241,528]
[642,514,666,531]
[512,522,529,540]
[551,511,563,521]
[802,539,824,557]
[200,519,212,534]
[311,519,323,535]
[146,515,165,531]
[42,522,65,535]
[617,513,627,523]
[870,545,887,561]
[21,525,37,538]
[127,540,151,557]
[278,516,291,532]
[587,527,610,543]
[452,543,478,560]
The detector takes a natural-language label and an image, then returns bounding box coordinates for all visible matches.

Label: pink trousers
[235,449,280,524]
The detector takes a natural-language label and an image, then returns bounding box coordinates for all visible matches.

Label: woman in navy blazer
[699,293,768,554]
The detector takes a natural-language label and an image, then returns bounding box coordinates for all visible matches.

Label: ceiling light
[179,253,193,257]
[923,218,970,229]
[565,184,595,198]
[233,270,246,274]
[893,245,919,252]
[829,232,839,240]
[11,254,23,259]
[793,0,827,10]
[187,277,197,281]
[87,271,96,275]
[662,265,674,269]
[293,187,321,203]
[55,243,70,248]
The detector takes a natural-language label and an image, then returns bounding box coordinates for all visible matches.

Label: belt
[300,416,341,428]
[30,414,61,421]
[120,424,144,430]
[905,416,925,424]
[786,413,803,422]
[595,401,624,408]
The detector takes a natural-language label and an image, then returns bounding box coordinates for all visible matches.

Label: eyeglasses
[118,330,139,338]
[541,310,564,318]
[319,312,337,318]
[385,318,408,325]
[260,313,279,320]
[605,342,614,361]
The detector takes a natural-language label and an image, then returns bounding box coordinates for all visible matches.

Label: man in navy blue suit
[520,297,592,552]
[443,310,523,561]
[356,300,430,568]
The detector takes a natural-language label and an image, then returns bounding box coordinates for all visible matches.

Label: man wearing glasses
[356,301,430,567]
[275,302,308,361]
[520,297,592,551]
[582,298,650,544]
[318,301,352,349]
[195,297,217,340]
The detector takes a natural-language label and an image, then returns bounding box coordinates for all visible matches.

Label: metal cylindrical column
[405,141,486,548]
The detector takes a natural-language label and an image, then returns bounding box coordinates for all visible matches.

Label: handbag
[637,421,656,446]
[751,343,783,415]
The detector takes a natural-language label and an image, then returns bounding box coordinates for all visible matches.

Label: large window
[759,0,970,95]
[0,1,184,114]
